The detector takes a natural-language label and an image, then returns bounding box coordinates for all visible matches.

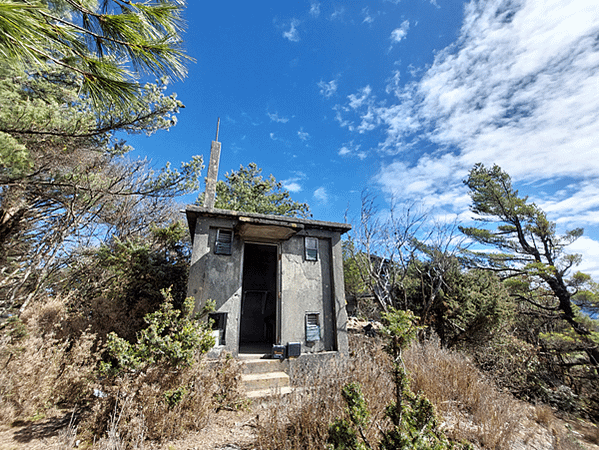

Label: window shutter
[305,237,318,261]
[215,229,233,255]
[305,313,321,342]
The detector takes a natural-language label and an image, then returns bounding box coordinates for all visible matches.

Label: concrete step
[246,386,293,399]
[242,358,289,375]
[237,352,270,360]
[241,371,290,391]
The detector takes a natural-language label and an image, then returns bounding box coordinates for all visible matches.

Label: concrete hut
[185,131,351,362]
[186,207,351,359]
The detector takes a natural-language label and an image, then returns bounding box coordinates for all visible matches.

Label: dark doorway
[239,243,277,353]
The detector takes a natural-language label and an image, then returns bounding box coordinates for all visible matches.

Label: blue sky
[126,0,599,279]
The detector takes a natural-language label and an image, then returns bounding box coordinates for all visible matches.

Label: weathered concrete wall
[330,231,349,356]
[281,232,334,352]
[188,217,243,355]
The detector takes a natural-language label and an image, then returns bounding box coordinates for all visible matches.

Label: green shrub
[328,308,472,450]
[101,289,215,374]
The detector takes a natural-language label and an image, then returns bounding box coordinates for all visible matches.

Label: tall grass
[0,295,245,447]
[255,335,392,450]
[404,337,523,449]
[0,296,98,422]
[255,334,527,450]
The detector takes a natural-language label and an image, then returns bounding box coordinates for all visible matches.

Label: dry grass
[255,334,530,450]
[255,335,392,450]
[404,337,525,449]
[0,295,246,448]
[534,403,556,427]
[80,354,245,444]
[0,297,98,422]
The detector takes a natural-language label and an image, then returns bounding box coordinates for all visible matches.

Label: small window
[305,237,318,261]
[208,312,227,346]
[305,312,321,342]
[215,229,233,255]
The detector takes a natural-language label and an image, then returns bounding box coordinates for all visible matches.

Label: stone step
[246,386,293,399]
[237,352,270,360]
[241,371,290,391]
[242,358,289,375]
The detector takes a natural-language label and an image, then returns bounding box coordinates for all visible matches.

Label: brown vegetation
[255,334,525,450]
[0,294,245,448]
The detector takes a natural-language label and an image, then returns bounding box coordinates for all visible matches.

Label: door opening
[239,243,278,354]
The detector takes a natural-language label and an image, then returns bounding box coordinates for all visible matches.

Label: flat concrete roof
[185,206,351,240]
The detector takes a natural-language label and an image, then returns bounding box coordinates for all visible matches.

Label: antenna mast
[203,118,222,209]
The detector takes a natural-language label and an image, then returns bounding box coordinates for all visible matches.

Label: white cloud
[566,236,599,281]
[297,128,310,141]
[348,85,372,110]
[269,132,277,141]
[338,140,366,159]
[309,2,320,17]
[333,105,352,130]
[336,0,599,212]
[362,7,374,24]
[390,20,410,45]
[385,70,401,94]
[318,79,338,98]
[267,112,289,123]
[283,19,300,42]
[313,187,329,203]
[330,0,599,279]
[331,7,344,21]
[282,179,303,193]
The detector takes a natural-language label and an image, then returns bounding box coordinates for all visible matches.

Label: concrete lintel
[237,222,301,241]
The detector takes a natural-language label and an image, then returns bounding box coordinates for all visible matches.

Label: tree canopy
[0,60,202,315]
[460,163,598,367]
[0,0,190,107]
[198,162,311,218]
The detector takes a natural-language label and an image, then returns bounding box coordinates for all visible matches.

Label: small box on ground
[287,342,301,358]
[272,344,286,359]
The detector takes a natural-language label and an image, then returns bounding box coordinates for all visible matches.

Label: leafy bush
[101,289,215,374]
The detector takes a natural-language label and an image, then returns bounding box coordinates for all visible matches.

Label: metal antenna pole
[215,117,220,142]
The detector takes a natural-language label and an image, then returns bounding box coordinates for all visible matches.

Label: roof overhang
[184,206,351,243]
[236,216,303,241]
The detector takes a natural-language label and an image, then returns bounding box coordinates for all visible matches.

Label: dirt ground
[0,406,259,450]
[1,401,599,450]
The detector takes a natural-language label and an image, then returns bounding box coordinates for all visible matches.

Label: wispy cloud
[362,7,375,24]
[341,0,599,197]
[390,20,410,47]
[297,127,310,141]
[282,172,306,193]
[348,85,372,110]
[385,70,401,94]
[283,19,300,42]
[309,2,320,18]
[313,187,329,203]
[338,140,366,160]
[241,111,261,127]
[568,236,599,279]
[318,78,338,98]
[330,7,344,21]
[335,86,377,133]
[282,178,303,193]
[333,0,599,276]
[267,112,289,123]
